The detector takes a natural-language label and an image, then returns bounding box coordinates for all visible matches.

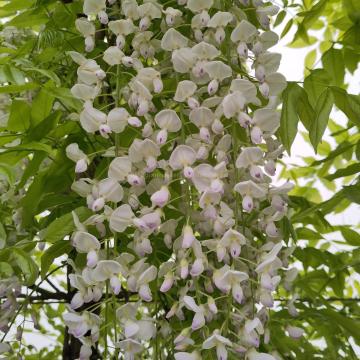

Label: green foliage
[0,0,358,358]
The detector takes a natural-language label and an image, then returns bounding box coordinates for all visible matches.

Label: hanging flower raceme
[61,1,298,359]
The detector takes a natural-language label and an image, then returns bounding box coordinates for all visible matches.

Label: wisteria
[59,0,300,358]
[0,0,303,359]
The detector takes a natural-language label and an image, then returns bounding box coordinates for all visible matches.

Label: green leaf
[312,142,355,165]
[0,82,39,94]
[343,0,360,23]
[0,163,16,185]
[356,141,360,161]
[331,87,360,127]
[25,67,61,86]
[325,163,360,180]
[304,69,331,108]
[7,100,31,132]
[20,172,46,227]
[30,89,54,127]
[310,88,334,152]
[280,82,303,154]
[304,48,317,69]
[297,0,328,28]
[340,227,360,246]
[296,228,323,240]
[322,48,345,86]
[296,86,315,131]
[11,248,38,286]
[6,9,48,27]
[44,87,82,111]
[274,10,286,27]
[320,308,360,342]
[26,111,61,141]
[0,0,36,15]
[1,65,25,85]
[281,18,293,38]
[41,241,71,279]
[343,184,360,204]
[17,152,46,189]
[0,223,6,249]
[7,141,54,155]
[43,207,92,244]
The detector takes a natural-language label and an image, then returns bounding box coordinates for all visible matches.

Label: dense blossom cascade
[55,0,297,358]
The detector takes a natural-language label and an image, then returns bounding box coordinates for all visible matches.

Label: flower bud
[157,129,168,145]
[116,34,125,49]
[71,292,84,310]
[182,225,195,248]
[251,126,263,144]
[238,112,252,128]
[128,116,142,127]
[91,197,105,212]
[215,27,226,44]
[230,242,241,258]
[199,127,211,143]
[153,78,163,93]
[99,124,112,138]
[183,166,194,179]
[166,14,175,26]
[85,36,94,52]
[216,244,227,262]
[180,258,189,279]
[80,345,92,360]
[212,119,224,134]
[75,158,88,173]
[265,160,276,176]
[208,297,218,314]
[87,250,98,268]
[187,97,200,109]
[232,284,244,304]
[237,42,248,58]
[122,56,134,67]
[139,284,152,302]
[137,99,149,116]
[95,69,106,80]
[93,286,103,302]
[255,65,266,82]
[265,222,279,237]
[260,290,274,308]
[250,165,263,180]
[259,82,270,98]
[98,11,108,25]
[194,29,204,42]
[139,16,150,31]
[160,273,174,293]
[200,10,210,26]
[151,186,170,208]
[83,288,93,303]
[190,258,204,277]
[127,174,143,187]
[197,146,209,160]
[142,123,153,137]
[146,156,157,173]
[208,79,219,95]
[271,195,285,212]
[242,195,253,212]
[110,275,121,295]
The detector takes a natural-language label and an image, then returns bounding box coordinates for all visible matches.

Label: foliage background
[0,0,359,358]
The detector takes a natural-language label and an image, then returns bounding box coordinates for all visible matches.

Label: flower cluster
[64,0,300,358]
